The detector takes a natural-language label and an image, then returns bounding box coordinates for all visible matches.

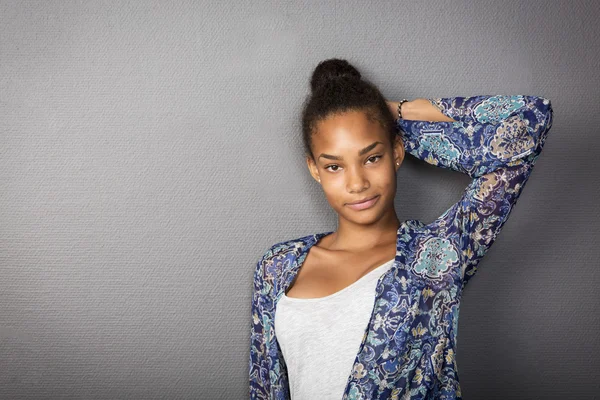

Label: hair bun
[310,58,361,93]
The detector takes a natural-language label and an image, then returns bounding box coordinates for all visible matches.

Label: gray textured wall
[1,1,599,399]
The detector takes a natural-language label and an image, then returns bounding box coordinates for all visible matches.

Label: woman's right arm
[249,252,271,399]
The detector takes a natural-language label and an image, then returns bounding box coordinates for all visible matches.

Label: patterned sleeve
[249,251,271,399]
[397,95,554,286]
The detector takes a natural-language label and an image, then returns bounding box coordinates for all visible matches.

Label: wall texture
[1,1,599,398]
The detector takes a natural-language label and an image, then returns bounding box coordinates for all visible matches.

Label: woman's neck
[327,212,401,253]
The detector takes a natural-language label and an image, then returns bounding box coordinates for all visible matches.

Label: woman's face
[306,109,405,226]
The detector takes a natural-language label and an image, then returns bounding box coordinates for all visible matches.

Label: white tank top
[274,258,395,400]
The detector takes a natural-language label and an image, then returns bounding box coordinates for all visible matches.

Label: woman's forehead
[313,110,387,151]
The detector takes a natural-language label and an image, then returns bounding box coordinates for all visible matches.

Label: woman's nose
[346,168,369,193]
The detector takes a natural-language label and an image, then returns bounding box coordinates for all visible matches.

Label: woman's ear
[306,156,321,183]
[393,135,405,170]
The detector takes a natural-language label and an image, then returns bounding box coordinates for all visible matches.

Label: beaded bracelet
[397,99,408,120]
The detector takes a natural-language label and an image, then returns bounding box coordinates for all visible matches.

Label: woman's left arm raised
[392,95,553,286]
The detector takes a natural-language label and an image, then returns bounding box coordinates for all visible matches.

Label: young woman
[249,58,553,400]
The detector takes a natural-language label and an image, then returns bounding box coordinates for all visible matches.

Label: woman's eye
[325,156,381,172]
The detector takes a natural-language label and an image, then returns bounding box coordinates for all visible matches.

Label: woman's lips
[346,195,380,211]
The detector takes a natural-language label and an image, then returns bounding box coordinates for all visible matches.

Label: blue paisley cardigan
[249,95,554,399]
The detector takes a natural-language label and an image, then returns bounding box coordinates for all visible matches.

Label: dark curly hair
[301,58,397,160]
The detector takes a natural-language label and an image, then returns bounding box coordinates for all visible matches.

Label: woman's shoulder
[252,232,330,291]
[256,231,331,266]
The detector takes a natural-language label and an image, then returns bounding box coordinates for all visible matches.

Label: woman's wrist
[386,100,412,120]
[394,98,454,122]
[399,99,411,119]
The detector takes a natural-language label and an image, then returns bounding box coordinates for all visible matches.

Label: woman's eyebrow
[318,141,383,161]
